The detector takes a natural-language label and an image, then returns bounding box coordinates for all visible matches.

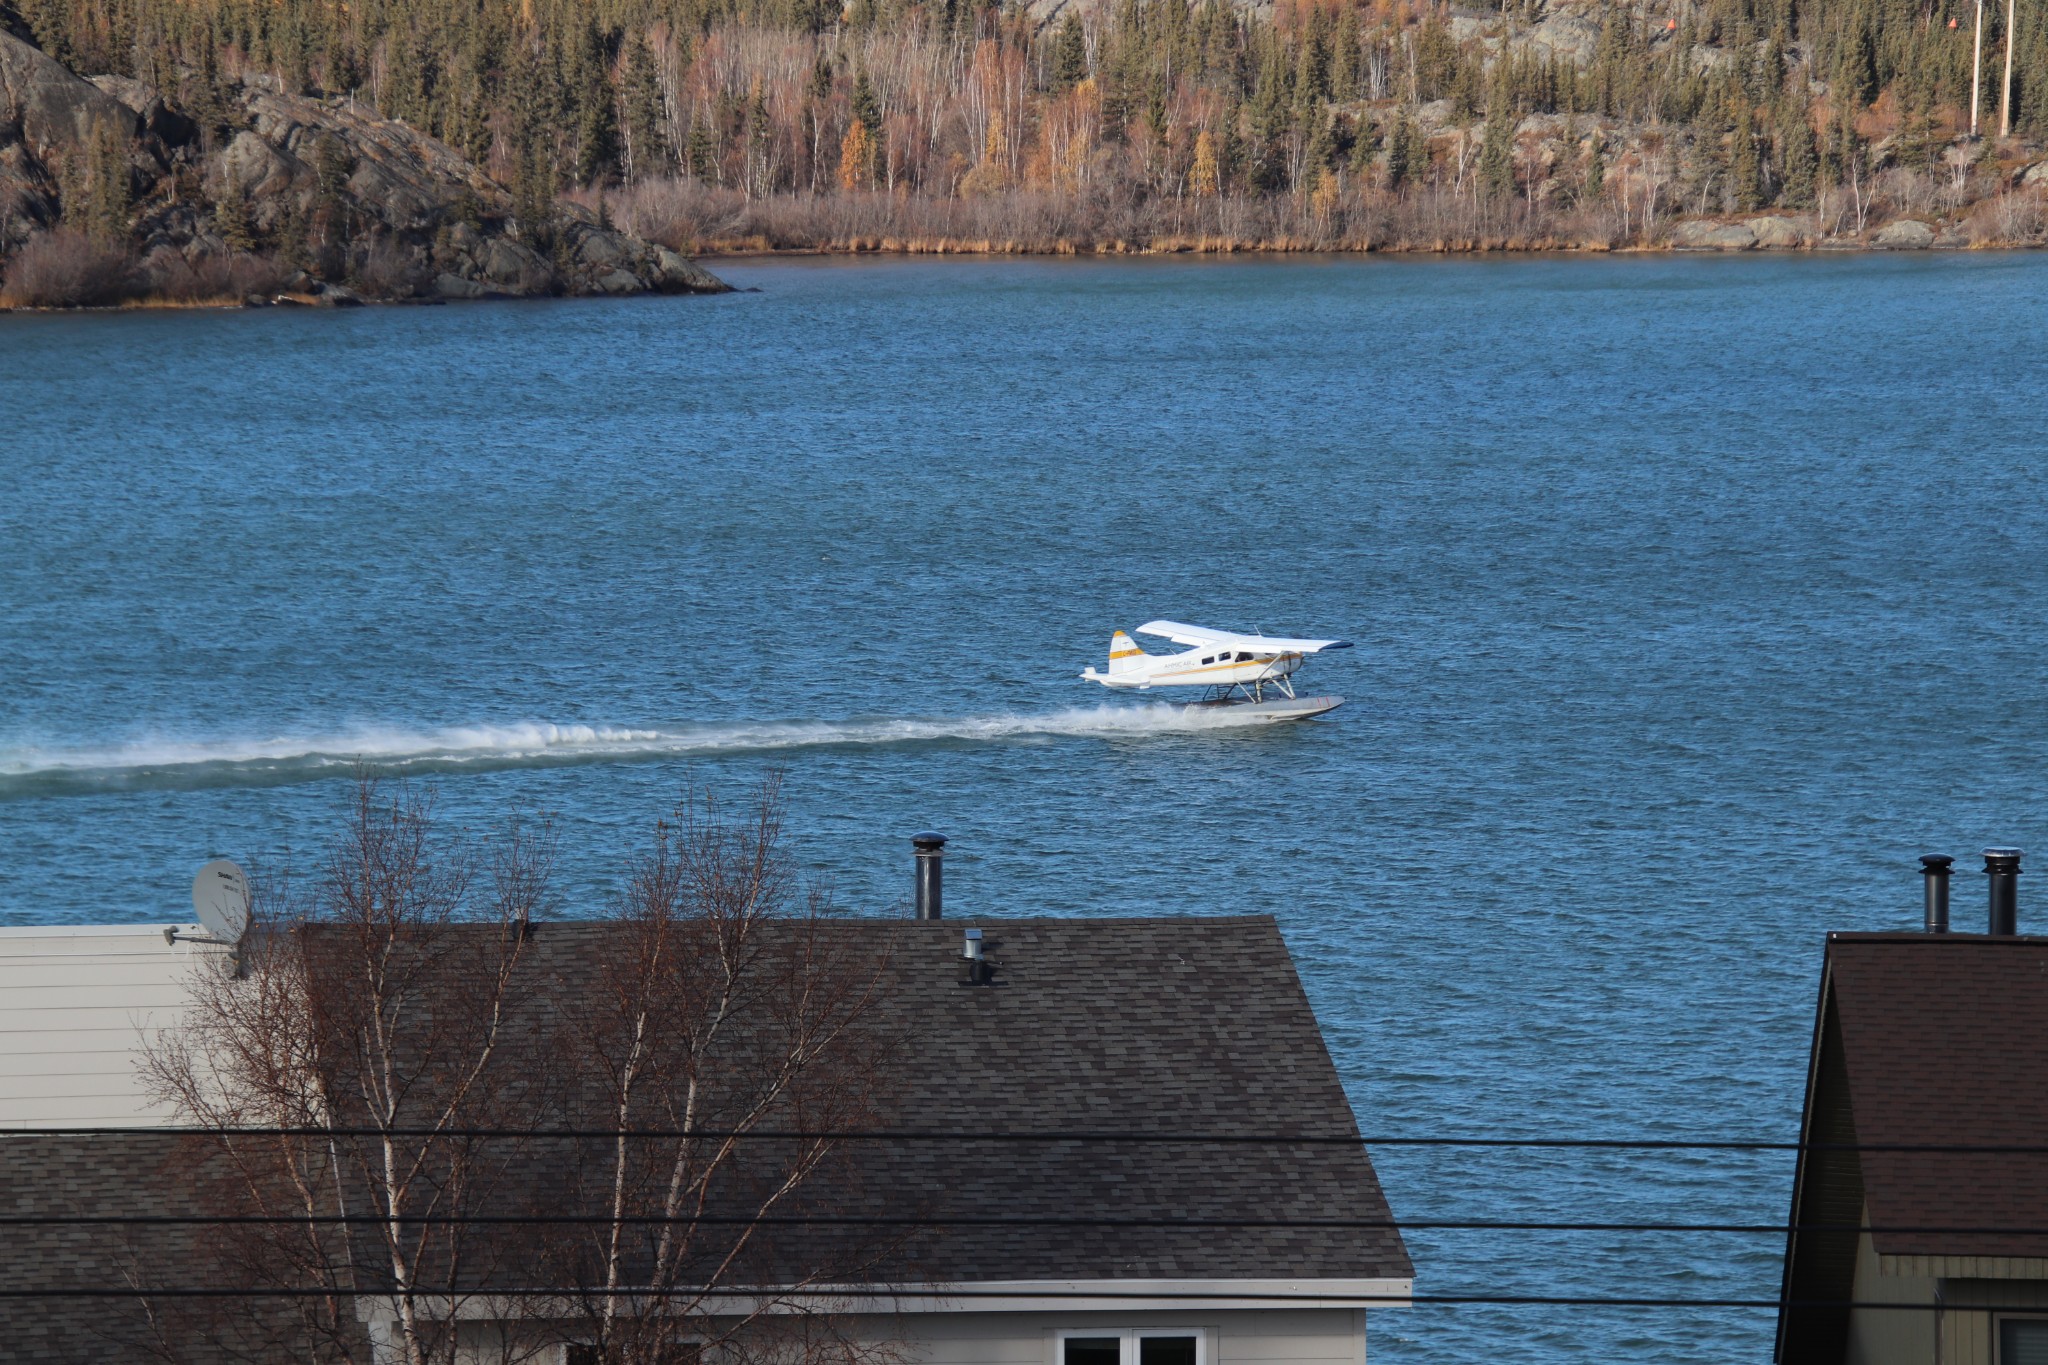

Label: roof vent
[1920,854,1953,933]
[959,926,996,986]
[912,832,946,920]
[1985,848,2022,936]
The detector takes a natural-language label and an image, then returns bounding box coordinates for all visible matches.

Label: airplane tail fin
[1107,630,1149,676]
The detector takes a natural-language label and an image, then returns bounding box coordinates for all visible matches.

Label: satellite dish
[191,860,252,944]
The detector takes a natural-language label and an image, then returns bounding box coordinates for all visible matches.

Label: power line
[0,1287,2028,1313]
[2,1212,2041,1235]
[0,1126,2029,1151]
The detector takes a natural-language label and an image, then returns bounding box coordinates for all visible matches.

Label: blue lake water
[6,253,2048,1361]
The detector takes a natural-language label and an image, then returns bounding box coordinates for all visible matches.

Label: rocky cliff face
[0,31,727,303]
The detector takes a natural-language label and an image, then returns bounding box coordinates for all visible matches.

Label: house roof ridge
[1827,930,2048,945]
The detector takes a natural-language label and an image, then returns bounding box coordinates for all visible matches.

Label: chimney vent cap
[1985,847,2025,866]
[1921,854,1955,870]
[912,832,948,852]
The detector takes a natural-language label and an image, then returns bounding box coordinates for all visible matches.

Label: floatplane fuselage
[1081,620,1352,722]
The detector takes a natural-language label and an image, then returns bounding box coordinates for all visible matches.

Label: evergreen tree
[1304,108,1337,187]
[1217,99,1244,192]
[1730,101,1763,209]
[1777,106,1818,207]
[622,33,668,184]
[1348,113,1378,174]
[571,24,618,187]
[852,68,882,134]
[212,186,257,252]
[1449,51,1484,122]
[83,118,132,243]
[686,111,717,183]
[1836,20,1877,107]
[1054,12,1088,90]
[1385,113,1412,190]
[1296,5,1331,106]
[1478,61,1516,197]
[1583,135,1605,200]
[1331,5,1360,100]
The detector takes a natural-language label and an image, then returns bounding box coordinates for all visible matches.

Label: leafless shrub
[582,179,747,252]
[1967,191,2048,245]
[1876,165,1942,219]
[0,228,138,306]
[140,246,284,303]
[596,177,1659,255]
[352,234,432,298]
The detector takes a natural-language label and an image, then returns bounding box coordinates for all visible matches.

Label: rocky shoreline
[7,12,2045,313]
[681,222,2025,255]
[0,30,728,308]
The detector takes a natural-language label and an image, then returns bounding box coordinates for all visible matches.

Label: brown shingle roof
[1826,932,2048,1260]
[0,914,1408,1364]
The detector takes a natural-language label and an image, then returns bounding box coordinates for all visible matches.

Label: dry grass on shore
[579,178,2048,258]
[0,232,285,310]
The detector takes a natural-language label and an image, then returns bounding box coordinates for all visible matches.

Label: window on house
[570,1341,700,1365]
[1138,1336,1199,1365]
[1059,1329,1205,1365]
[1063,1338,1122,1365]
[2002,1319,2048,1365]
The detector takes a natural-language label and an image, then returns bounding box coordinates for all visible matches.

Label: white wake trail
[0,706,1273,793]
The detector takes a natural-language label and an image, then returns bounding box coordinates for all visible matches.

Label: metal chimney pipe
[912,833,946,920]
[1921,854,1953,933]
[1985,848,2022,936]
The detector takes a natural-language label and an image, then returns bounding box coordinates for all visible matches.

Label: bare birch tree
[545,776,902,1365]
[141,775,902,1365]
[145,777,555,1365]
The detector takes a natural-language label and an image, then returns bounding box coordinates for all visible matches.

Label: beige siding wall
[1836,1211,2048,1365]
[0,924,223,1128]
[1847,1219,1937,1365]
[1937,1279,2048,1365]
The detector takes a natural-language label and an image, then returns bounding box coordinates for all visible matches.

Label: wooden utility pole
[2000,0,2016,136]
[1972,0,1985,135]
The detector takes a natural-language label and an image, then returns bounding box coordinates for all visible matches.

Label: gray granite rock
[1673,220,1757,250]
[1872,219,1935,249]
[1745,216,1809,248]
[0,31,134,161]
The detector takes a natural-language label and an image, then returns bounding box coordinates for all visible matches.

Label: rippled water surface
[7,253,2048,1361]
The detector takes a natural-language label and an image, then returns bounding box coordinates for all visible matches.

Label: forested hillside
[3,0,2046,300]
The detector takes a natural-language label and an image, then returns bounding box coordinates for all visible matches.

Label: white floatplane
[1081,620,1352,722]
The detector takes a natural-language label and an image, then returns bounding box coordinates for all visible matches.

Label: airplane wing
[1135,620,1354,653]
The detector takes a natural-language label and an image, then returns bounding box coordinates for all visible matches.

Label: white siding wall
[371,1306,1375,1365]
[0,924,223,1127]
[852,1308,1369,1365]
